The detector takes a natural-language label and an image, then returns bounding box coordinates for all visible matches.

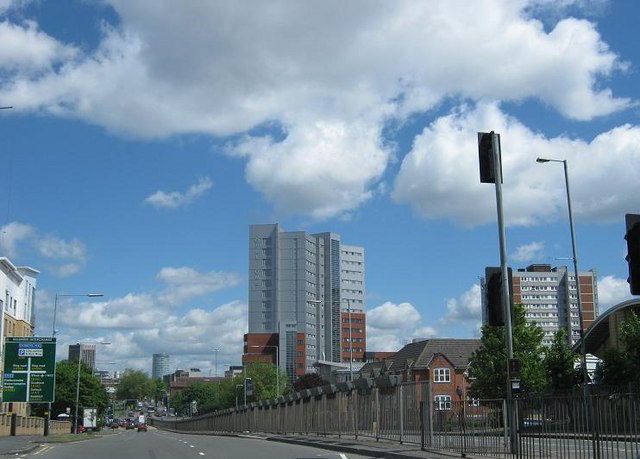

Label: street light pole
[536,158,589,386]
[536,157,594,449]
[344,299,353,382]
[49,292,103,436]
[53,293,104,336]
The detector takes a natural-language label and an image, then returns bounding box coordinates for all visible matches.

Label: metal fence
[152,383,640,458]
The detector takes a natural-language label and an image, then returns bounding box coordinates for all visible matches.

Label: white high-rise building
[245,224,365,383]
[152,353,170,380]
[482,264,598,347]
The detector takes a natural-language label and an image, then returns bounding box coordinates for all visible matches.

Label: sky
[1,0,639,377]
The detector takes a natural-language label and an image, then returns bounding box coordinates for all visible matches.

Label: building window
[433,368,450,383]
[434,395,451,410]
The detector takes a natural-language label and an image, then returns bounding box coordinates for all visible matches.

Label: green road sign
[2,337,56,403]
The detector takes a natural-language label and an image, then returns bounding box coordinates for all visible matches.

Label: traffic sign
[2,337,56,402]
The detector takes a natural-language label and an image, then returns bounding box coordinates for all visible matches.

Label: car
[125,421,135,429]
[137,423,148,432]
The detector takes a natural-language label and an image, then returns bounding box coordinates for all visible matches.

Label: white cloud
[0,222,89,277]
[366,301,438,351]
[393,103,640,227]
[597,275,633,312]
[442,284,482,331]
[512,241,546,262]
[144,177,213,209]
[0,221,35,258]
[45,266,242,335]
[232,119,390,220]
[0,20,78,72]
[0,1,631,219]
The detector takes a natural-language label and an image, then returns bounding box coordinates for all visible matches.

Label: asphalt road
[29,429,379,459]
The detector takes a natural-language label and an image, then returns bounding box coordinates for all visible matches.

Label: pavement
[0,431,481,459]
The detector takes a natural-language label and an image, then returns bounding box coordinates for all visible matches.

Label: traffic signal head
[478,131,503,184]
[484,267,513,326]
[625,214,640,295]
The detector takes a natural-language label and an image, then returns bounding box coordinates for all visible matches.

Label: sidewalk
[0,435,47,456]
[262,434,478,459]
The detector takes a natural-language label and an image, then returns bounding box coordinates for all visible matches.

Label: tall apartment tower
[68,343,97,369]
[245,224,366,383]
[152,353,170,380]
[482,264,598,347]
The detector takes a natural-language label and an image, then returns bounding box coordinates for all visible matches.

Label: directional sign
[2,337,56,402]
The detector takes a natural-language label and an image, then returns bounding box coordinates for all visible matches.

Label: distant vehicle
[137,423,148,432]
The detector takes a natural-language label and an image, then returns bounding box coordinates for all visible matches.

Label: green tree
[151,378,167,406]
[596,311,640,386]
[171,381,220,415]
[468,303,546,398]
[543,328,579,392]
[38,360,110,423]
[116,369,152,403]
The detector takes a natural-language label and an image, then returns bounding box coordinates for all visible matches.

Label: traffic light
[245,377,253,397]
[484,267,513,326]
[478,131,503,184]
[625,214,640,295]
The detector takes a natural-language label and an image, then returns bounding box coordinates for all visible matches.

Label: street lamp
[47,292,103,436]
[249,345,279,395]
[536,157,589,389]
[53,293,104,336]
[75,341,110,433]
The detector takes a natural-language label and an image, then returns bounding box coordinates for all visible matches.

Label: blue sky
[1,0,638,376]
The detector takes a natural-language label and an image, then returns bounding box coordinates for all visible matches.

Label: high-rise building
[152,353,170,380]
[0,257,39,416]
[68,343,97,369]
[482,264,598,347]
[244,224,366,383]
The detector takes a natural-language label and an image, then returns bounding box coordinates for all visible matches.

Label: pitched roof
[387,338,481,373]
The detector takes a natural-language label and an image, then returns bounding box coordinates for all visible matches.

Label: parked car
[137,423,148,432]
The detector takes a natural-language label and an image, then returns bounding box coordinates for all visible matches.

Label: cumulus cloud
[0,221,35,258]
[44,265,242,335]
[366,301,438,351]
[393,103,640,227]
[144,177,213,209]
[0,222,88,277]
[442,285,482,334]
[597,275,633,312]
[512,242,546,262]
[0,1,631,219]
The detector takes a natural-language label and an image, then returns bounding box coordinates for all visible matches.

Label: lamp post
[249,345,279,395]
[48,292,103,436]
[213,348,219,378]
[536,158,589,388]
[53,293,104,336]
[75,342,110,433]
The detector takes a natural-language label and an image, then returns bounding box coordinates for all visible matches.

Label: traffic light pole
[488,132,517,454]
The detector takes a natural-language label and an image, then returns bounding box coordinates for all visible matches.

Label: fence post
[375,386,380,441]
[399,383,404,444]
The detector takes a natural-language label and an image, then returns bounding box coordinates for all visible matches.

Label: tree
[116,369,152,403]
[33,360,110,423]
[543,328,579,392]
[468,303,546,399]
[151,378,167,406]
[596,311,640,386]
[293,373,328,392]
[170,381,220,415]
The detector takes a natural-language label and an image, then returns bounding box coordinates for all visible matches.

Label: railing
[152,383,640,458]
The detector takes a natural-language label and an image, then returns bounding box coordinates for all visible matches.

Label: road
[30,429,378,459]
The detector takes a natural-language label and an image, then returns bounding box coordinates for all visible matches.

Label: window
[434,395,451,410]
[433,368,450,383]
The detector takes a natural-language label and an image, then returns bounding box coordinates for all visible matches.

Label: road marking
[198,453,205,456]
[339,454,348,459]
[189,445,195,448]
